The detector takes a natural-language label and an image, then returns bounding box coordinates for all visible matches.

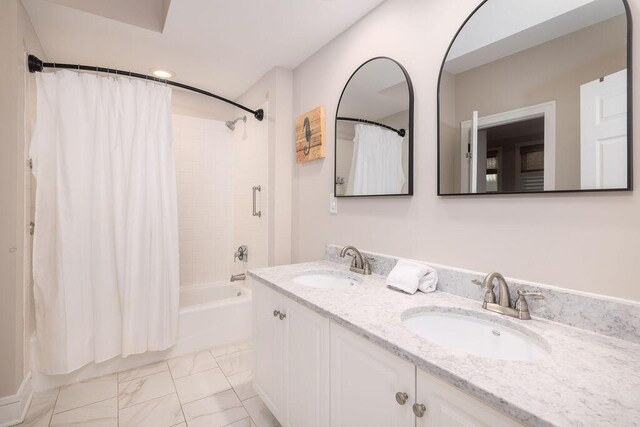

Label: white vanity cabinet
[252,280,330,426]
[415,368,523,427]
[330,324,416,427]
[252,280,285,419]
[253,279,523,427]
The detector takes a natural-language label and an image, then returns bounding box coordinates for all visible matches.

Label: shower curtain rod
[27,55,264,121]
[336,116,406,137]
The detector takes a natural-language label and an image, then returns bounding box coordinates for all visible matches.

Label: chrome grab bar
[252,185,262,218]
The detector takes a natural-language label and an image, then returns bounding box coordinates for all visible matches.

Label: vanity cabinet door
[252,280,284,421]
[283,298,330,427]
[330,323,415,427]
[415,368,523,427]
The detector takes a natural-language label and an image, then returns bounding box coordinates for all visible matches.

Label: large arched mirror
[335,57,414,197]
[438,0,632,195]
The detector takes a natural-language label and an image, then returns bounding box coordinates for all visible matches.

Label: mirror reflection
[438,0,630,195]
[335,57,413,197]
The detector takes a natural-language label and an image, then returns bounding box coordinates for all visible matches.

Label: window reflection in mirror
[335,57,413,197]
[438,0,631,195]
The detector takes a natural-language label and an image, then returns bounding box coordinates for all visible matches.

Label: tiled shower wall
[173,114,234,286]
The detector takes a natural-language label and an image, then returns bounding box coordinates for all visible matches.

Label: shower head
[225,115,247,131]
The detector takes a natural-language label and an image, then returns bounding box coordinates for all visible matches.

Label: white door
[283,299,330,427]
[464,111,488,193]
[460,111,480,193]
[330,324,415,427]
[415,368,523,427]
[580,69,628,189]
[252,280,284,421]
[473,129,487,193]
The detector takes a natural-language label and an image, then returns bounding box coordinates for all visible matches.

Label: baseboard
[0,373,33,427]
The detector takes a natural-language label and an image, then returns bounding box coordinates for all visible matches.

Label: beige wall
[444,15,627,191]
[291,0,640,301]
[0,0,45,397]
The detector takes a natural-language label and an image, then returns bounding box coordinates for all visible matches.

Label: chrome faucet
[230,273,246,282]
[473,272,543,320]
[340,245,372,275]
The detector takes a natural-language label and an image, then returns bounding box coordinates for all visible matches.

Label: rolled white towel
[418,266,438,293]
[386,260,430,294]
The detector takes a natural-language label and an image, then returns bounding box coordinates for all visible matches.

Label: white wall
[291,0,640,301]
[232,67,294,275]
[174,114,234,286]
[0,0,45,399]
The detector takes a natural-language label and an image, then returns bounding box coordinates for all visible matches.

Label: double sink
[292,270,549,362]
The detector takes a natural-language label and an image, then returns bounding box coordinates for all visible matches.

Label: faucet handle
[472,278,496,305]
[363,257,374,275]
[517,290,544,299]
[472,278,495,291]
[347,254,358,267]
[514,290,543,320]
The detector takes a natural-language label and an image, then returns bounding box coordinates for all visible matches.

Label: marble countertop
[248,261,640,427]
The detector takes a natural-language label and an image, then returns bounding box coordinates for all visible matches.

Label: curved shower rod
[27,55,264,121]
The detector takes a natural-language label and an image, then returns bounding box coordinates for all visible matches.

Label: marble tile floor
[16,341,280,427]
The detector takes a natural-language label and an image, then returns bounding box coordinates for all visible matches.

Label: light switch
[329,193,338,214]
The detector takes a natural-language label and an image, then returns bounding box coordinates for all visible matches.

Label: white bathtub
[31,281,252,391]
[176,282,252,353]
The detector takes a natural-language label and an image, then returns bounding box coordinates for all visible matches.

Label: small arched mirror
[335,57,414,197]
[438,0,632,195]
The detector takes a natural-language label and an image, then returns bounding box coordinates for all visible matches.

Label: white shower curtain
[347,124,405,195]
[30,70,179,375]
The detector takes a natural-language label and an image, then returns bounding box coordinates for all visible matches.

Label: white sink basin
[402,308,549,362]
[292,270,361,291]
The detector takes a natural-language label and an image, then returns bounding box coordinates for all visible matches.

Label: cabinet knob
[412,403,427,418]
[279,312,287,320]
[395,392,408,405]
[273,309,280,317]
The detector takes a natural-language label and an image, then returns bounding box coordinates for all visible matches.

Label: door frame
[459,101,557,192]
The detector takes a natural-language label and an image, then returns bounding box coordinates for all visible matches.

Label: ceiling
[338,59,409,120]
[444,0,626,74]
[22,0,386,99]
[43,0,172,32]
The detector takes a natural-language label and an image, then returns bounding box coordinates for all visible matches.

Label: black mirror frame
[334,56,415,198]
[436,0,633,196]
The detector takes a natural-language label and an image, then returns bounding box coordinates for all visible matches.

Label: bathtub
[176,282,252,354]
[31,281,252,391]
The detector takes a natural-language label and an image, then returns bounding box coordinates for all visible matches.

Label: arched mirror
[438,0,632,195]
[335,57,414,197]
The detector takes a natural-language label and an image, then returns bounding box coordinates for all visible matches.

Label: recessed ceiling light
[150,68,175,79]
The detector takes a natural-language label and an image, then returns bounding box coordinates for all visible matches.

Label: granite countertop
[248,261,640,427]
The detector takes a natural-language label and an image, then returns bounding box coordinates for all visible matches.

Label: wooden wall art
[296,106,326,163]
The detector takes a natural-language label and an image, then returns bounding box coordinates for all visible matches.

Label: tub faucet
[340,245,372,275]
[230,273,246,282]
[472,272,543,320]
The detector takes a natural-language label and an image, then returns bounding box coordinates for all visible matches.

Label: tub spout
[230,273,246,282]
